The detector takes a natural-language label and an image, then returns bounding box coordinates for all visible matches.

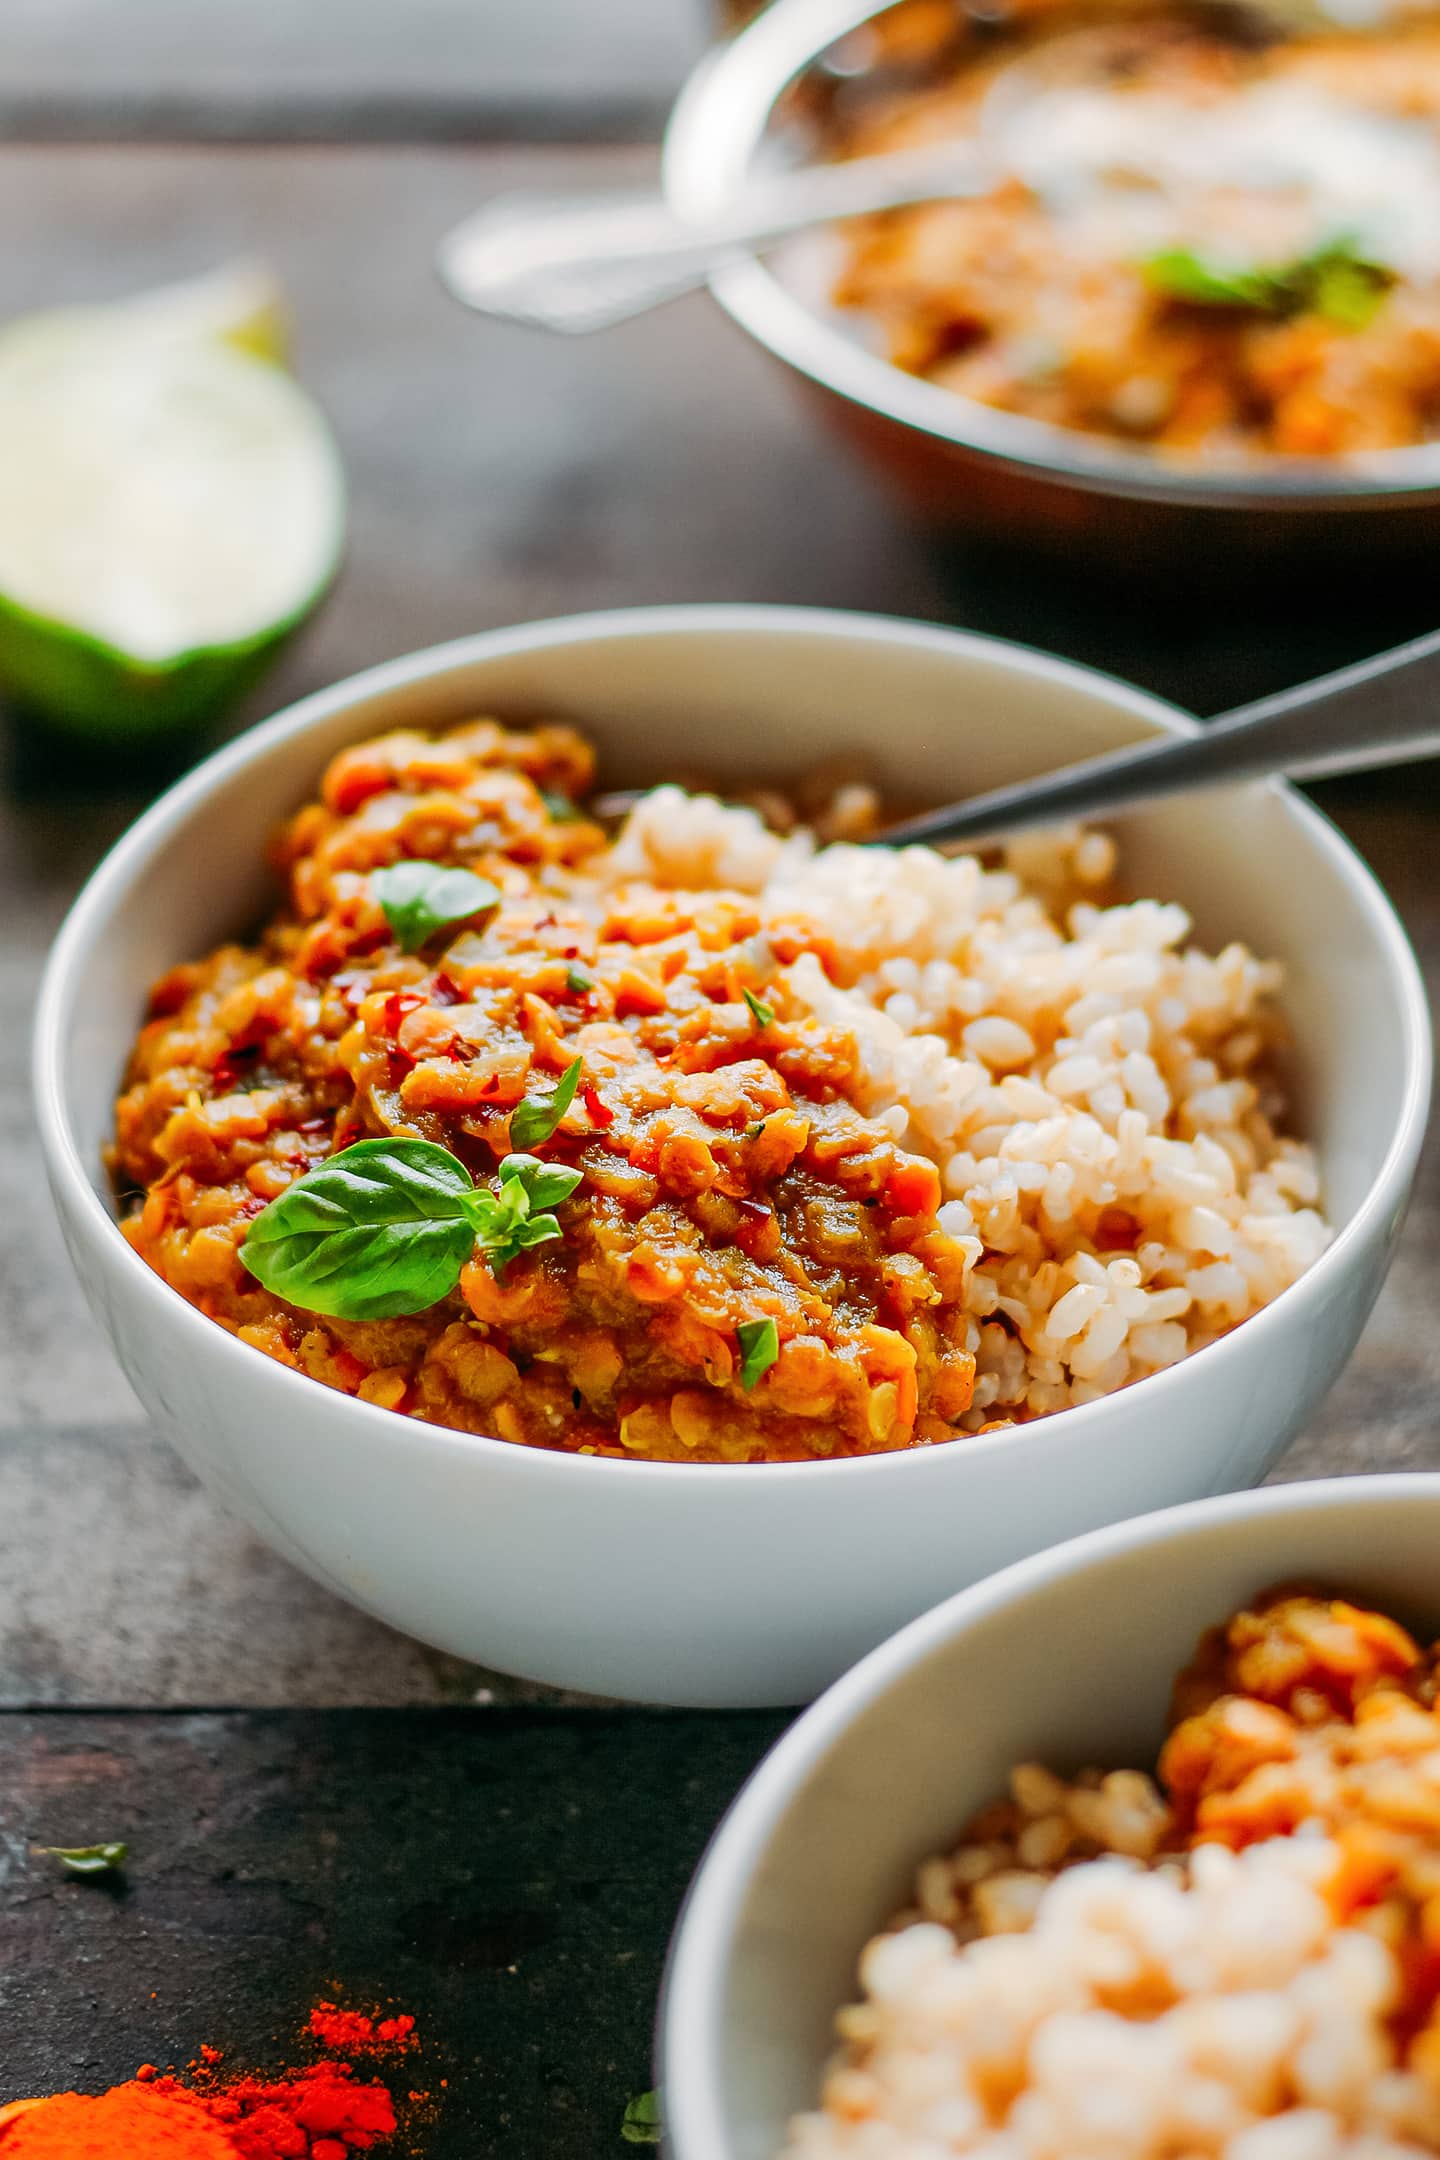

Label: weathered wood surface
[0,1707,788,2144]
[0,0,708,140]
[3,138,1440,1712]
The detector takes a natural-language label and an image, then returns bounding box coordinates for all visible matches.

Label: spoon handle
[437,145,992,334]
[878,626,1440,850]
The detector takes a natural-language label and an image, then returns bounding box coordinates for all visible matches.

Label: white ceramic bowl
[33,606,1431,1706]
[660,1472,1440,2160]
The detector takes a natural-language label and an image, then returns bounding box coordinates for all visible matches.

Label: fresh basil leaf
[480,1153,582,1277]
[500,1154,584,1213]
[42,1843,127,1876]
[240,1137,481,1320]
[742,987,775,1029]
[621,2091,662,2146]
[372,861,501,954]
[1310,251,1391,328]
[510,1057,582,1150]
[736,1317,779,1391]
[1144,247,1280,310]
[508,1211,565,1250]
[541,788,584,824]
[566,963,595,993]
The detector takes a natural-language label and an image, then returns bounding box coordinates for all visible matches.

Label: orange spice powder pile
[0,2003,415,2159]
[0,2084,238,2160]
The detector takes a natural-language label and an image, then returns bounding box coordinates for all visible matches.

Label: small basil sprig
[481,1153,583,1276]
[511,1056,582,1150]
[240,1138,581,1319]
[736,1317,779,1391]
[372,861,501,954]
[42,1842,128,1877]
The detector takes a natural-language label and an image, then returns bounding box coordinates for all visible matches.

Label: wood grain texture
[3,140,1439,1710]
[0,1707,788,2144]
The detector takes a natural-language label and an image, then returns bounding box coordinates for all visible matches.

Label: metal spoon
[589,627,1440,845]
[878,624,1440,849]
[437,142,995,334]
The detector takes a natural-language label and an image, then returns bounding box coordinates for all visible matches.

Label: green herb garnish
[239,1138,581,1318]
[745,1119,766,1141]
[742,987,775,1029]
[510,1056,582,1150]
[541,788,584,824]
[481,1153,584,1277]
[1310,249,1393,329]
[372,861,501,954]
[42,1843,128,1877]
[566,963,596,994]
[1143,247,1278,310]
[736,1317,779,1392]
[621,2090,663,2146]
[1144,235,1394,328]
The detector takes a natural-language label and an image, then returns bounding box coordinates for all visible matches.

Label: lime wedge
[0,265,344,742]
[109,258,293,367]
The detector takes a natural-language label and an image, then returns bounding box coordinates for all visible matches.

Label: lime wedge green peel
[0,262,345,741]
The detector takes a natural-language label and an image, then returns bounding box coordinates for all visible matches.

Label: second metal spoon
[437,142,994,335]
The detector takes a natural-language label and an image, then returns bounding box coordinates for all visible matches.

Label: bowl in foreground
[660,1473,1440,2158]
[32,605,1430,1704]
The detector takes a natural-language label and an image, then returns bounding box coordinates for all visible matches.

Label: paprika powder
[0,2018,404,2159]
[306,2005,416,2056]
[0,2085,236,2159]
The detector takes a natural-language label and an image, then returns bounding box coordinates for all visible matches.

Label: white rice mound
[781,1836,1440,2160]
[606,790,1332,1430]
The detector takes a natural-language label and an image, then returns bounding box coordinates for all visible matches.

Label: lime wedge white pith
[0,264,344,740]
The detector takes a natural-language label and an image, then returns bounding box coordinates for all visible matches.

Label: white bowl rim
[662,0,1440,512]
[32,601,1432,1494]
[657,1468,1440,2159]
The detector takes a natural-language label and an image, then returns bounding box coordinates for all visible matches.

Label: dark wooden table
[4,4,1440,2144]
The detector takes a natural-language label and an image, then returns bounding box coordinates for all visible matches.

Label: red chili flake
[582,1083,614,1131]
[381,991,427,1035]
[430,973,464,1008]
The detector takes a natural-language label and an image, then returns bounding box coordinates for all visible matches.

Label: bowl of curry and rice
[659,1475,1440,2160]
[32,606,1428,1703]
[664,0,1440,564]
